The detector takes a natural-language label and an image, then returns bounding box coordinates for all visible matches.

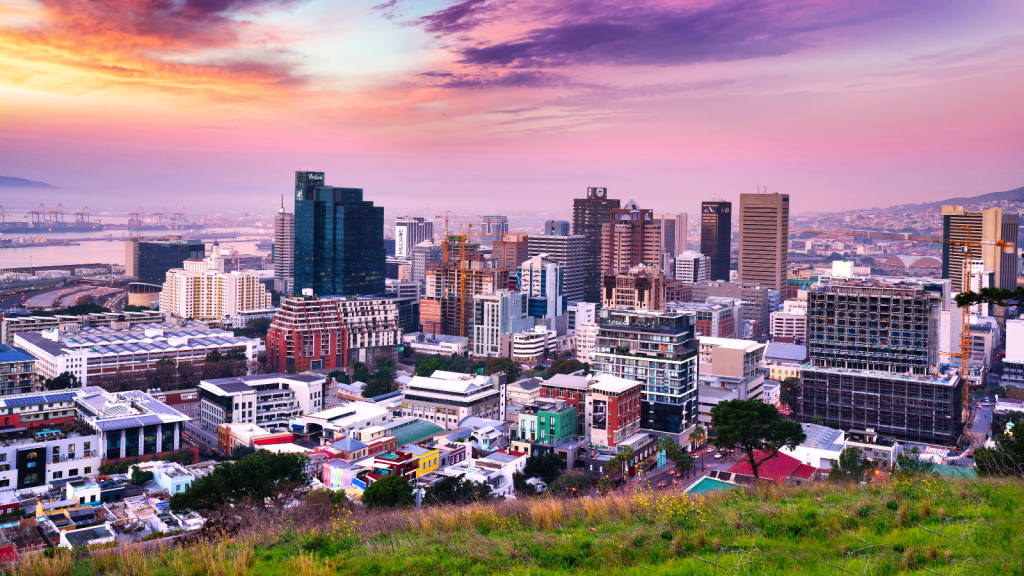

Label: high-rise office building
[527,234,585,303]
[544,220,571,236]
[479,215,509,249]
[674,251,708,285]
[410,241,442,285]
[472,290,533,357]
[600,201,662,273]
[601,265,666,311]
[573,187,621,303]
[274,197,294,294]
[518,254,566,324]
[691,281,771,336]
[395,217,434,259]
[493,233,530,271]
[653,213,687,257]
[591,308,699,436]
[125,237,206,285]
[293,171,385,297]
[738,193,789,293]
[700,201,731,282]
[941,205,1017,291]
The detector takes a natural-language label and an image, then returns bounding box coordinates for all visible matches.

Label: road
[625,444,739,492]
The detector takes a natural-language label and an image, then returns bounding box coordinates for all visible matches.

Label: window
[85,467,92,474]
[70,468,78,477]
[0,479,6,487]
[53,471,63,480]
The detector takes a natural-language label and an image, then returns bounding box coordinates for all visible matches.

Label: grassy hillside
[15,476,1024,576]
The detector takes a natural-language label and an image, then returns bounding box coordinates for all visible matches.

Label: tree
[544,359,590,379]
[607,446,636,479]
[710,399,807,481]
[170,451,308,512]
[955,287,1024,310]
[229,445,257,461]
[44,371,80,391]
[691,426,707,450]
[828,446,871,483]
[131,468,154,486]
[243,317,272,339]
[485,357,522,382]
[779,377,799,409]
[896,446,935,476]
[204,350,224,364]
[123,304,152,313]
[657,437,693,477]
[361,474,414,509]
[549,470,593,497]
[523,452,565,485]
[422,475,493,506]
[328,370,350,384]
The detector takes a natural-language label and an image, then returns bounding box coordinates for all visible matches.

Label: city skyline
[1,0,1022,213]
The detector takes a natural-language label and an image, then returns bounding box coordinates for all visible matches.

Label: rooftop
[699,337,765,352]
[588,373,641,395]
[765,343,808,362]
[543,374,589,390]
[0,344,34,364]
[799,423,844,451]
[406,372,493,395]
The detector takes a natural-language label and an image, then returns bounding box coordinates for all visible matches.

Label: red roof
[727,450,806,486]
[497,449,526,457]
[0,544,19,564]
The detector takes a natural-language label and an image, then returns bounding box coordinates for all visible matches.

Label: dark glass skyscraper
[293,171,385,297]
[133,239,205,285]
[572,187,620,303]
[700,200,731,281]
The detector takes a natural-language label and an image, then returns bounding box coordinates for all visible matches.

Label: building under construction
[796,276,964,446]
[421,255,509,339]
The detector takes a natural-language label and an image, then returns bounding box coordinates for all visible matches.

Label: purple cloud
[413,0,489,36]
[417,70,568,89]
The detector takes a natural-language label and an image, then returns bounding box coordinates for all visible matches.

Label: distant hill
[886,185,1024,212]
[0,175,60,189]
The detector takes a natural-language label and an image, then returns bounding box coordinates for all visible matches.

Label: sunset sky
[0,0,1022,215]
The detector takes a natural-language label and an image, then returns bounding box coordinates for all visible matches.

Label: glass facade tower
[293,171,385,297]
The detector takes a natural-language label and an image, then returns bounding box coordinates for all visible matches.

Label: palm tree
[691,426,707,472]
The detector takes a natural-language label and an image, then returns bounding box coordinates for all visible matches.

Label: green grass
[16,476,1024,576]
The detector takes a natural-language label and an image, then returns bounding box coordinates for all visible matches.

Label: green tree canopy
[710,399,806,480]
[544,358,591,379]
[485,357,522,382]
[549,470,593,497]
[828,446,871,483]
[44,371,81,391]
[229,444,257,461]
[955,287,1024,310]
[974,414,1024,477]
[523,452,566,485]
[422,475,493,506]
[361,474,415,509]
[170,451,308,512]
[657,437,693,477]
[896,446,936,476]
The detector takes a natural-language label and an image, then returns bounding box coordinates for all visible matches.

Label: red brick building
[266,295,349,373]
[585,374,642,447]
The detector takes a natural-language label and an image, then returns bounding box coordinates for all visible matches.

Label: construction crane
[795,228,1013,425]
[74,206,91,224]
[433,213,489,338]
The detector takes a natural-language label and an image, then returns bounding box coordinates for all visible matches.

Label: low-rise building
[198,373,326,430]
[1,310,165,346]
[400,371,501,430]
[503,377,542,420]
[0,425,101,490]
[302,402,392,443]
[130,460,196,495]
[511,400,578,454]
[584,374,642,447]
[216,423,294,454]
[150,388,201,420]
[76,388,193,464]
[0,344,37,396]
[402,332,469,357]
[760,343,808,382]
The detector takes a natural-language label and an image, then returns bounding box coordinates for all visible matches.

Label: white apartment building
[1004,319,1024,386]
[511,325,571,364]
[674,251,708,285]
[0,428,102,490]
[15,322,258,386]
[472,290,533,357]
[400,371,501,430]
[403,332,469,356]
[770,308,807,342]
[198,373,326,431]
[574,323,600,363]
[160,266,271,321]
[568,302,598,332]
[274,205,295,294]
[697,337,767,424]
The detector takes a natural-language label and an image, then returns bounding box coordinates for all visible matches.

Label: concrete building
[574,323,600,363]
[600,201,662,273]
[503,377,542,419]
[76,388,192,463]
[770,307,807,343]
[479,215,509,249]
[700,201,731,282]
[760,342,808,382]
[590,308,699,437]
[0,426,101,489]
[1003,319,1024,387]
[160,265,271,321]
[422,259,509,338]
[697,337,766,424]
[601,265,666,311]
[198,373,326,430]
[329,295,402,365]
[274,199,294,294]
[410,241,442,285]
[2,310,165,347]
[16,322,257,387]
[0,344,36,396]
[573,187,621,303]
[674,251,708,285]
[493,233,530,282]
[130,460,196,495]
[266,293,349,373]
[395,217,434,259]
[472,290,532,357]
[403,332,469,357]
[511,325,567,364]
[528,234,585,303]
[400,371,501,430]
[667,301,736,338]
[738,193,789,293]
[518,254,566,325]
[584,374,643,447]
[941,205,1017,290]
[513,400,578,446]
[691,281,772,337]
[301,401,392,442]
[568,302,598,331]
[653,213,687,257]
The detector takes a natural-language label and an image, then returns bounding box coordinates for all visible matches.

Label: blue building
[293,171,385,296]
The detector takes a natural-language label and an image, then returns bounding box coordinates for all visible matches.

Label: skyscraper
[479,215,509,249]
[528,233,585,303]
[493,233,530,271]
[293,171,385,297]
[544,220,571,236]
[700,201,731,282]
[600,200,662,273]
[573,187,621,303]
[274,196,294,294]
[738,193,789,293]
[395,216,434,259]
[653,213,687,257]
[941,205,1017,291]
[674,250,708,285]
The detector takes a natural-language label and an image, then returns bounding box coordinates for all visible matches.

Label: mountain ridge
[0,175,60,189]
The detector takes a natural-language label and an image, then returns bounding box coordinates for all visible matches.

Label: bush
[549,470,593,497]
[361,475,414,509]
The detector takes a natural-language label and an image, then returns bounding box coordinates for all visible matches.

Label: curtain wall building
[573,187,621,303]
[700,201,731,282]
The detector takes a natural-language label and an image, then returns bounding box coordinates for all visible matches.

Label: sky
[0,0,1023,217]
